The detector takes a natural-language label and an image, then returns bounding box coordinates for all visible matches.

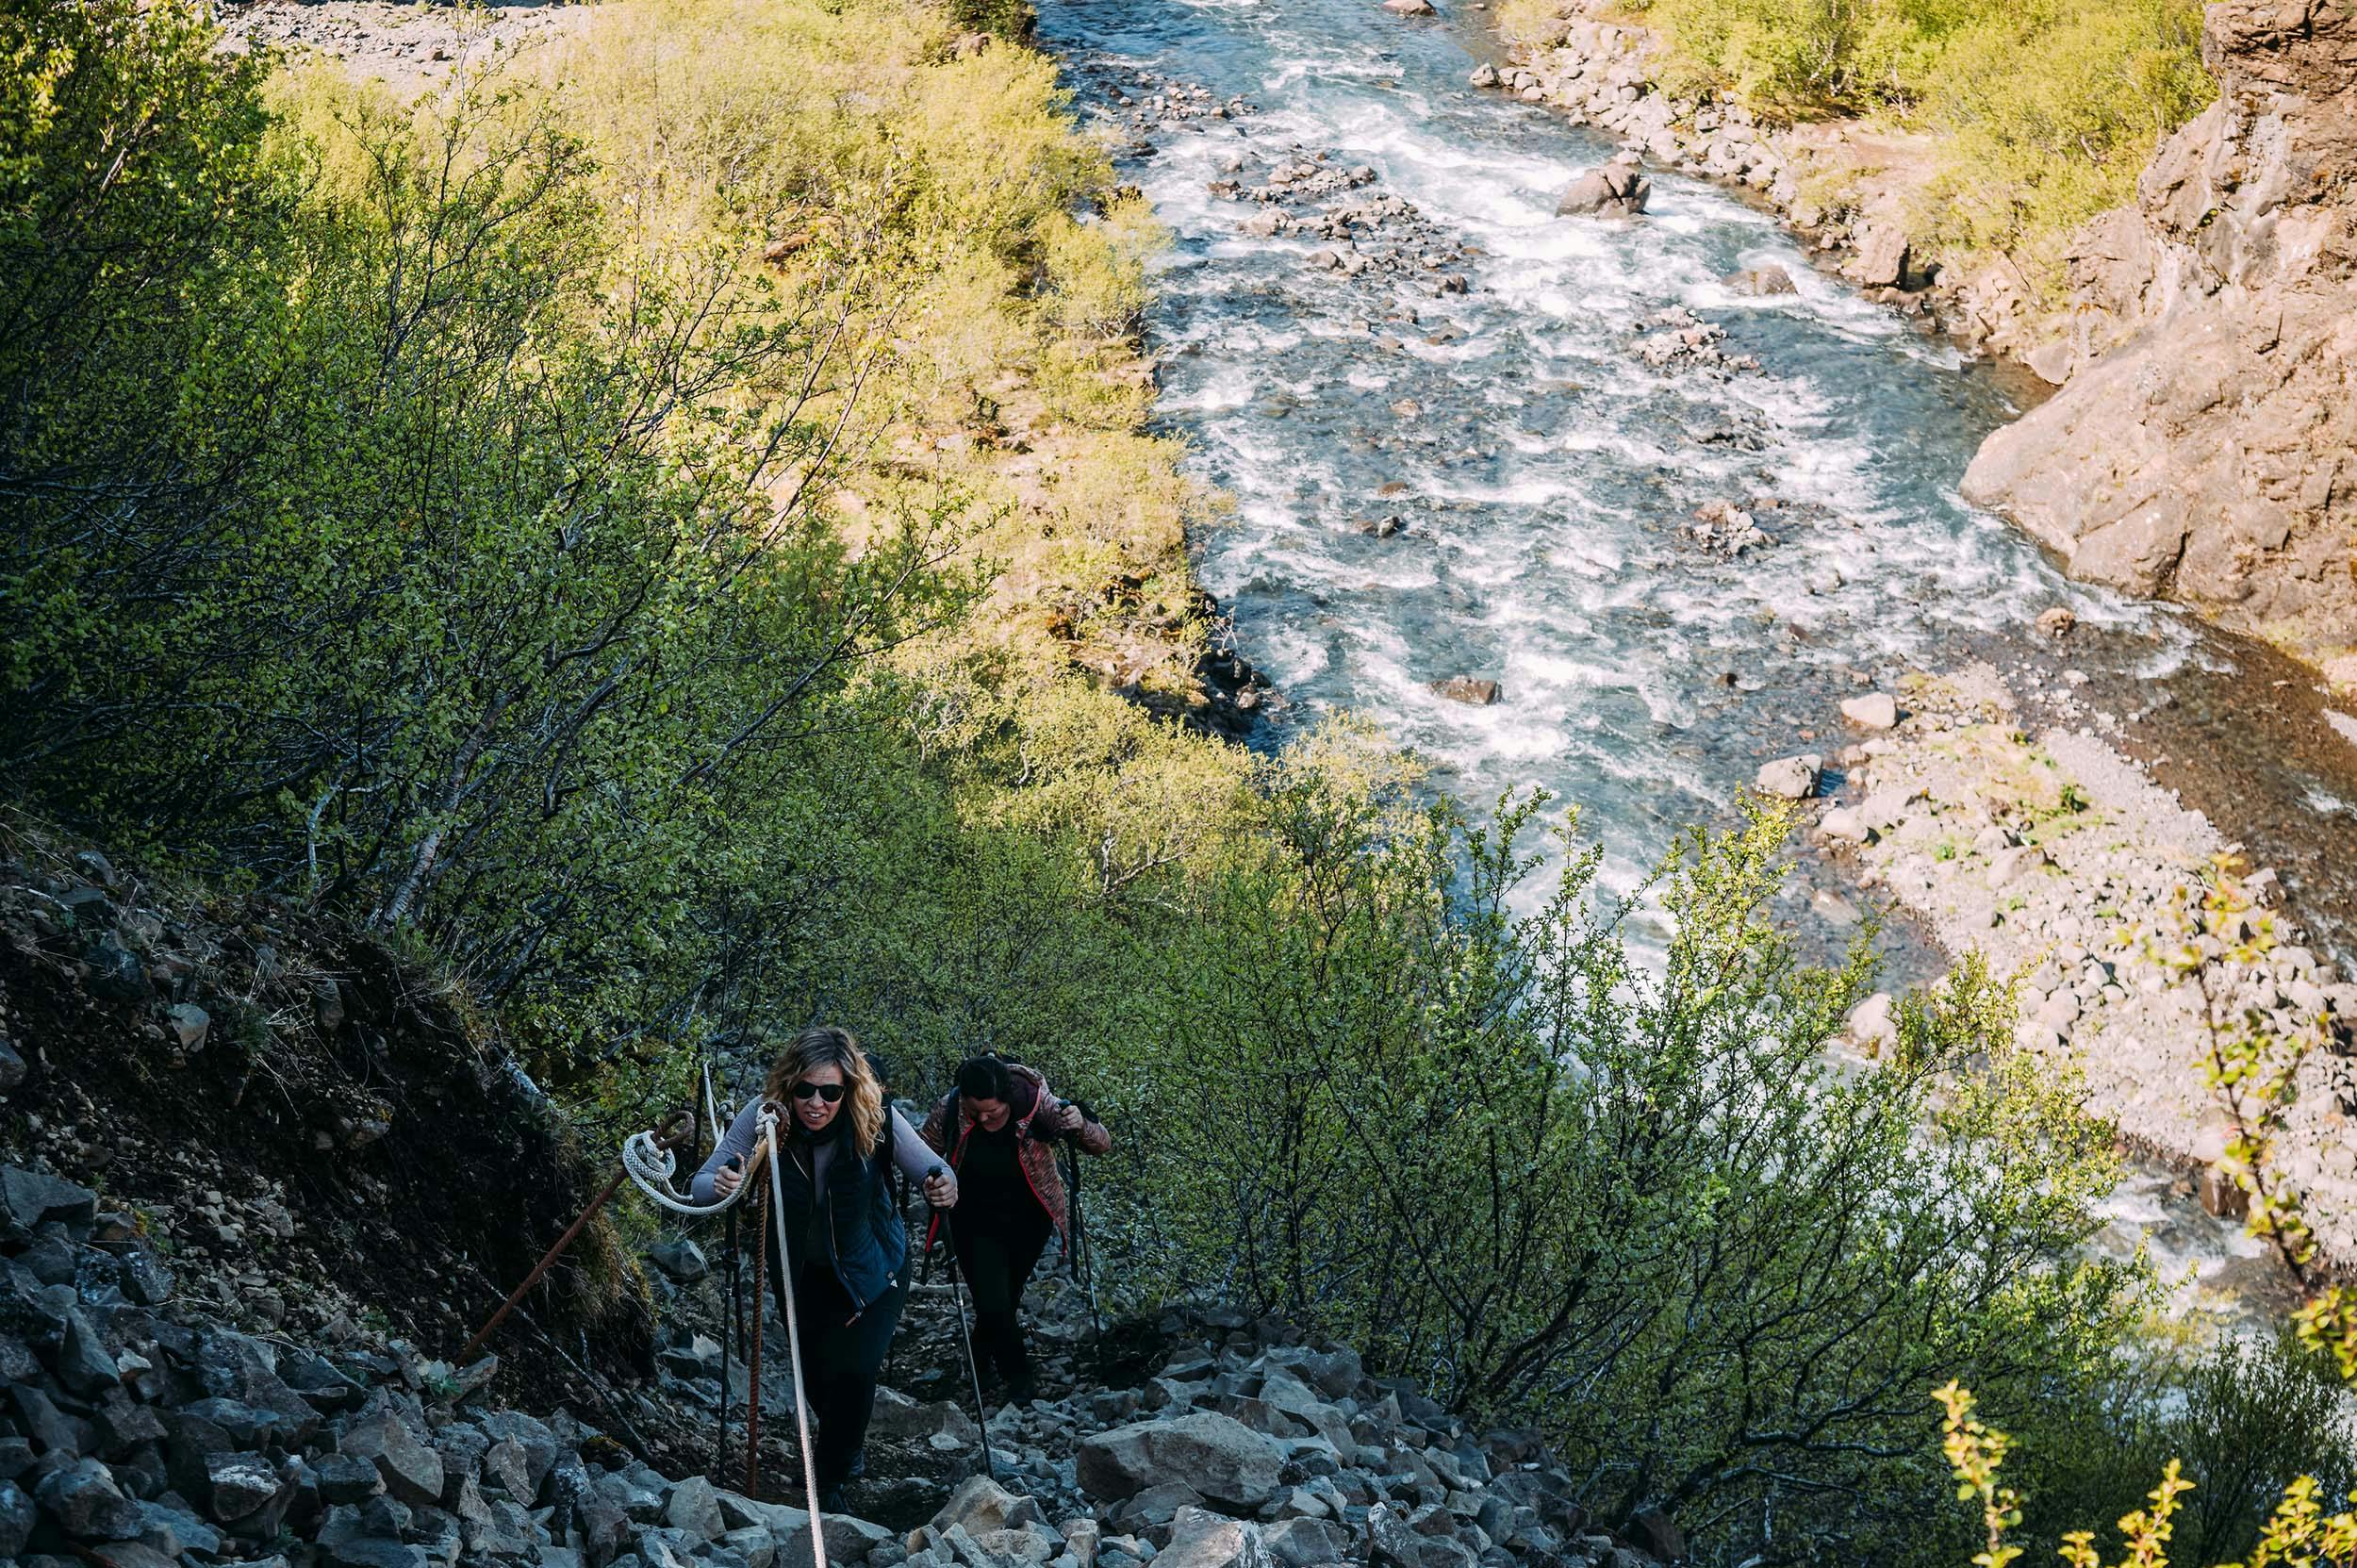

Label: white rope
[759,1109,831,1566]
[620,1127,751,1216]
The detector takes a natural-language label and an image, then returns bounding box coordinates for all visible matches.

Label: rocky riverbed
[1775,665,2357,1280]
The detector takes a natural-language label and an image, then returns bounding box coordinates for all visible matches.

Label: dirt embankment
[0,815,658,1418]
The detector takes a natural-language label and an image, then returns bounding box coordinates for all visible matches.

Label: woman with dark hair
[691,1025,954,1509]
[918,1054,1111,1405]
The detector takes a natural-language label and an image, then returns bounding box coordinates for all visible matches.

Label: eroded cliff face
[1963,0,2357,679]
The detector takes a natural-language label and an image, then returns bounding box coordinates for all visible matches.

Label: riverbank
[1470,0,2075,374]
[1478,0,2357,685]
[1799,665,2357,1272]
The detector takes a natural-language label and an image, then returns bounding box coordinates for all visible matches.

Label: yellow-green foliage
[1919,0,2210,272]
[1622,0,2211,265]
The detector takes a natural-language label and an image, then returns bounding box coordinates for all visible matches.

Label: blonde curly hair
[764,1024,884,1157]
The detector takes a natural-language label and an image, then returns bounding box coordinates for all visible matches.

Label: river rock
[1380,0,1438,14]
[1754,753,1821,799]
[1076,1412,1285,1510]
[1839,692,1899,730]
[1556,155,1649,218]
[1469,62,1499,87]
[1724,264,1796,296]
[1429,676,1500,705]
[1847,223,1910,288]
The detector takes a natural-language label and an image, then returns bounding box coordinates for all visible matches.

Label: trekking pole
[719,1195,735,1481]
[930,1166,997,1484]
[745,1180,766,1498]
[461,1112,691,1363]
[760,1108,831,1563]
[1064,1147,1102,1338]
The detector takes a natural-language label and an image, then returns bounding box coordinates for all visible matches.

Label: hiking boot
[846,1447,866,1481]
[818,1484,849,1515]
[1003,1369,1039,1406]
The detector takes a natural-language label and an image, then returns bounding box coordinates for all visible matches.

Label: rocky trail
[0,818,1676,1568]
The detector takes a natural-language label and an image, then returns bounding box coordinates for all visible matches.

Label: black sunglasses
[790,1081,846,1104]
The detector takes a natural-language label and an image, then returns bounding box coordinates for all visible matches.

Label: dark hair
[955,1054,1014,1104]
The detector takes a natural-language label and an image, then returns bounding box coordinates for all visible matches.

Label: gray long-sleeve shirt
[688,1099,938,1206]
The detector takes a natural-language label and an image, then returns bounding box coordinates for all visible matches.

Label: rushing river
[1034,0,2357,1323]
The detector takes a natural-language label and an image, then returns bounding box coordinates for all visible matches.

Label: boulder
[164,1003,210,1052]
[338,1406,444,1509]
[39,1457,142,1540]
[1079,1413,1286,1511]
[1469,62,1500,87]
[1556,157,1651,218]
[1847,992,1898,1054]
[1724,265,1797,296]
[668,1476,724,1543]
[931,1475,1048,1536]
[1754,753,1821,799]
[1380,0,1438,14]
[0,1477,33,1559]
[645,1239,707,1283]
[1838,692,1899,730]
[3,1165,99,1231]
[205,1452,284,1523]
[1848,223,1910,288]
[1158,1509,1275,1568]
[1262,1517,1351,1568]
[1429,676,1501,706]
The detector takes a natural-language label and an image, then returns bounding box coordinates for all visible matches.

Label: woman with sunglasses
[690,1024,954,1510]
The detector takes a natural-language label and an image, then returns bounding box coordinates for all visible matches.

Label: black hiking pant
[772,1263,907,1492]
[949,1211,1053,1386]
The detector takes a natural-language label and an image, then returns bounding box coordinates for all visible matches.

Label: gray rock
[39,1457,142,1539]
[668,1475,724,1542]
[477,1411,558,1499]
[0,1477,32,1559]
[339,1405,445,1508]
[325,1540,428,1568]
[1078,1412,1287,1510]
[1754,753,1821,799]
[1725,264,1798,296]
[54,1307,122,1395]
[1261,1517,1351,1568]
[164,1003,210,1052]
[316,1450,385,1504]
[1839,692,1899,730]
[3,1166,98,1231]
[645,1239,707,1283]
[206,1451,284,1523]
[0,1039,25,1093]
[1158,1510,1273,1568]
[931,1476,1048,1536]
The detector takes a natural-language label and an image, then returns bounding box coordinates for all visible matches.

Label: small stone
[1428,676,1500,706]
[164,1003,210,1053]
[2036,606,2077,638]
[645,1238,707,1283]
